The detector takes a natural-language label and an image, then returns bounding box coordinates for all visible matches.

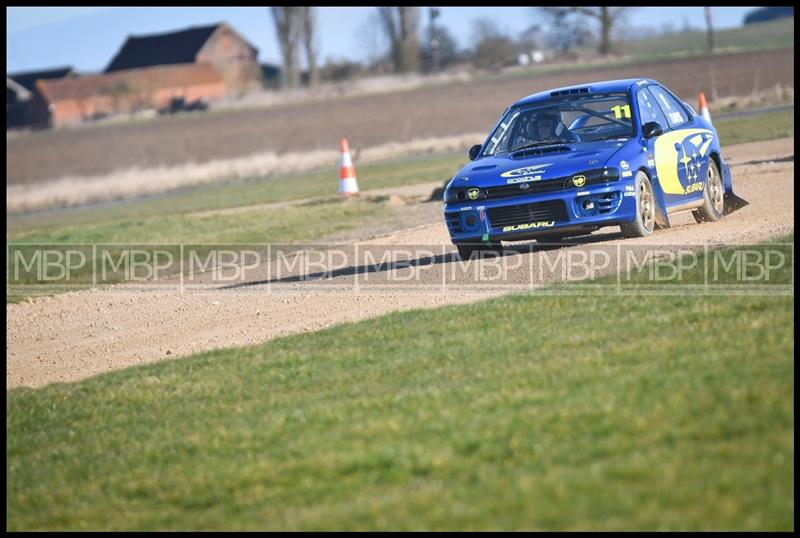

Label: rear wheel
[620,170,656,238]
[456,242,504,260]
[692,158,725,223]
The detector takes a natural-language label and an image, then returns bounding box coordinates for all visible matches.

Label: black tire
[456,242,504,260]
[692,158,725,223]
[620,170,656,238]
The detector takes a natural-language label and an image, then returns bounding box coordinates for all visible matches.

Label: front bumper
[444,180,638,243]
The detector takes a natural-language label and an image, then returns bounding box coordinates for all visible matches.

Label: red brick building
[35,63,226,128]
[18,22,262,128]
[106,22,262,94]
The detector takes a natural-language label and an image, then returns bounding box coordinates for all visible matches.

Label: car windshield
[483,92,635,156]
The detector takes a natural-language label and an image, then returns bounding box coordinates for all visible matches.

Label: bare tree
[428,7,441,73]
[422,23,460,72]
[704,7,718,101]
[470,17,501,46]
[377,7,421,73]
[572,7,629,55]
[538,7,627,56]
[704,6,715,53]
[537,7,592,56]
[300,7,319,88]
[271,7,303,89]
[377,8,399,69]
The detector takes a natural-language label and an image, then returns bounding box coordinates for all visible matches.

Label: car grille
[487,199,569,228]
[483,168,617,201]
[484,180,564,199]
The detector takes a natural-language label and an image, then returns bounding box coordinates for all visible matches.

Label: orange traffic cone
[698,92,712,124]
[338,138,359,196]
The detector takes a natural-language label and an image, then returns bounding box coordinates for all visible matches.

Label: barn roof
[7,66,75,93]
[105,23,256,73]
[37,63,224,103]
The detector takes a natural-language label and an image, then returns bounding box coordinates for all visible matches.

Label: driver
[529,112,561,141]
[528,111,578,143]
[513,111,577,151]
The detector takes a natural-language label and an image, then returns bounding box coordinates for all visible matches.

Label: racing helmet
[530,112,561,139]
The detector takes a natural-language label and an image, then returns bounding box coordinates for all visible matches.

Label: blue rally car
[443,78,748,259]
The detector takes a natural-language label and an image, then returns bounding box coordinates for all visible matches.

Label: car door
[645,84,714,209]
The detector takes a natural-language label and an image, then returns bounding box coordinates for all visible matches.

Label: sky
[7,6,759,74]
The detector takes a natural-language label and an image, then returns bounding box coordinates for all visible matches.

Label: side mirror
[468,144,482,161]
[642,121,663,139]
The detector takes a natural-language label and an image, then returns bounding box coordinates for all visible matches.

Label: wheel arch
[708,148,750,214]
[637,166,670,228]
[707,149,732,191]
[708,150,722,177]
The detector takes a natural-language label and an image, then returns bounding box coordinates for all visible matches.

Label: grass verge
[6,237,794,530]
[714,109,794,146]
[6,151,464,242]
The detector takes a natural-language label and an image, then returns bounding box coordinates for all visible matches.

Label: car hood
[453,139,629,188]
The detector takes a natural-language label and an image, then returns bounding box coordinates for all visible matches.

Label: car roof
[513,78,658,107]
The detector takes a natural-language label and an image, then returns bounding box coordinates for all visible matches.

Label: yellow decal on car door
[653,129,714,195]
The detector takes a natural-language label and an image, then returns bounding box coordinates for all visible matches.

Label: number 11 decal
[611,105,631,119]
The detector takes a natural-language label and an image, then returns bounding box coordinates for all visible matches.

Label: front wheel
[692,158,725,223]
[620,170,656,238]
[456,242,504,260]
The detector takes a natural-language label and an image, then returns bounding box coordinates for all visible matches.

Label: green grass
[486,19,793,84]
[620,18,794,60]
[6,237,794,530]
[6,151,465,242]
[714,109,794,146]
[11,197,382,245]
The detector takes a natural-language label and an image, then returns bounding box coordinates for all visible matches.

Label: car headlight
[569,168,620,188]
[602,166,620,180]
[444,186,486,203]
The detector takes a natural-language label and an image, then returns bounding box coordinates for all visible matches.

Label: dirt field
[6,48,793,186]
[6,137,794,389]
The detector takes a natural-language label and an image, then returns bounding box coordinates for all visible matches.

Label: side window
[636,87,669,130]
[649,85,690,128]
